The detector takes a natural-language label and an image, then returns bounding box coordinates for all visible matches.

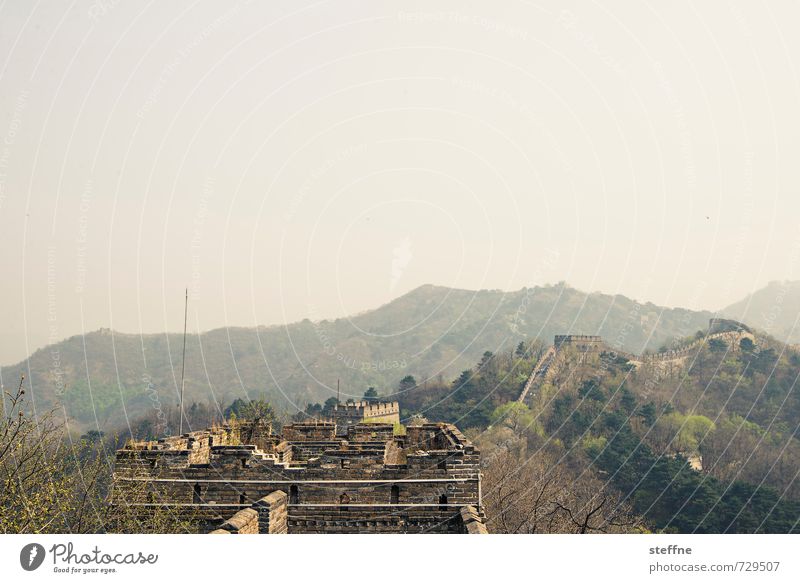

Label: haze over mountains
[720,280,800,345]
[2,281,797,432]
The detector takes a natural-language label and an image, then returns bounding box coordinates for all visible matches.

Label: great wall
[113,401,486,534]
[517,318,756,404]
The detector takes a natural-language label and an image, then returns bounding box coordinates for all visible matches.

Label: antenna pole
[179,288,188,435]
[337,379,340,404]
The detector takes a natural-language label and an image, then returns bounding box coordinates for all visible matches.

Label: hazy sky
[1,0,799,365]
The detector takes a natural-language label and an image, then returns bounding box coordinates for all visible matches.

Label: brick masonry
[113,419,487,534]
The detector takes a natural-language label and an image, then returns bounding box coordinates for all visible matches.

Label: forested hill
[2,283,713,432]
[406,328,800,533]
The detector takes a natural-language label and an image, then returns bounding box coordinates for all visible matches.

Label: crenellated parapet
[331,400,401,435]
[518,319,760,403]
[113,417,485,534]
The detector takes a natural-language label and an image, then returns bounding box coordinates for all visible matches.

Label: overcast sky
[1,0,799,365]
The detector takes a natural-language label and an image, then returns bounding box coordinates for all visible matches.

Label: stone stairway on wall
[517,346,556,403]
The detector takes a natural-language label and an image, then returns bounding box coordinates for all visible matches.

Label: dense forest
[383,331,800,533]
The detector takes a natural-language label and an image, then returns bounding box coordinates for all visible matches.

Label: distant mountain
[721,280,800,344]
[1,283,715,432]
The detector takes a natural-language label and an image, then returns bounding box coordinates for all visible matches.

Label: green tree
[490,402,540,436]
[478,351,495,370]
[708,338,727,352]
[398,375,417,392]
[578,379,605,402]
[81,429,105,442]
[620,387,636,413]
[679,415,715,452]
[452,370,475,403]
[322,397,339,415]
[224,398,276,423]
[638,402,657,427]
[1,376,191,533]
[304,403,322,417]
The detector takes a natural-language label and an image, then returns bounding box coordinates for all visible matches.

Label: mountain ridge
[2,281,794,432]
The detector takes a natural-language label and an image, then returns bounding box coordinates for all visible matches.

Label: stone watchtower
[331,400,400,435]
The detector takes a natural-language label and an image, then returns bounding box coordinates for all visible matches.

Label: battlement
[117,420,280,465]
[554,334,603,347]
[405,422,474,452]
[113,418,484,534]
[334,400,400,416]
[332,400,400,436]
[334,400,400,414]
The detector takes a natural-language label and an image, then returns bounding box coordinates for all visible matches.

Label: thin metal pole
[179,288,188,435]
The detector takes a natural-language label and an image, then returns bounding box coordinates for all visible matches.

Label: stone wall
[255,491,288,534]
[210,499,488,534]
[216,508,259,534]
[332,401,401,434]
[209,492,288,534]
[282,421,336,441]
[287,507,466,533]
[554,335,604,351]
[459,506,488,534]
[114,421,485,534]
[347,423,394,442]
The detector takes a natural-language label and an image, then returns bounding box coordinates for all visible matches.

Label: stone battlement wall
[113,422,484,534]
[520,320,757,403]
[213,508,259,534]
[364,401,400,415]
[405,423,473,452]
[333,401,400,422]
[553,320,754,369]
[335,400,399,413]
[618,329,754,369]
[554,335,603,347]
[211,496,485,534]
[332,401,400,436]
[460,505,489,534]
[209,491,288,534]
[121,420,274,459]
